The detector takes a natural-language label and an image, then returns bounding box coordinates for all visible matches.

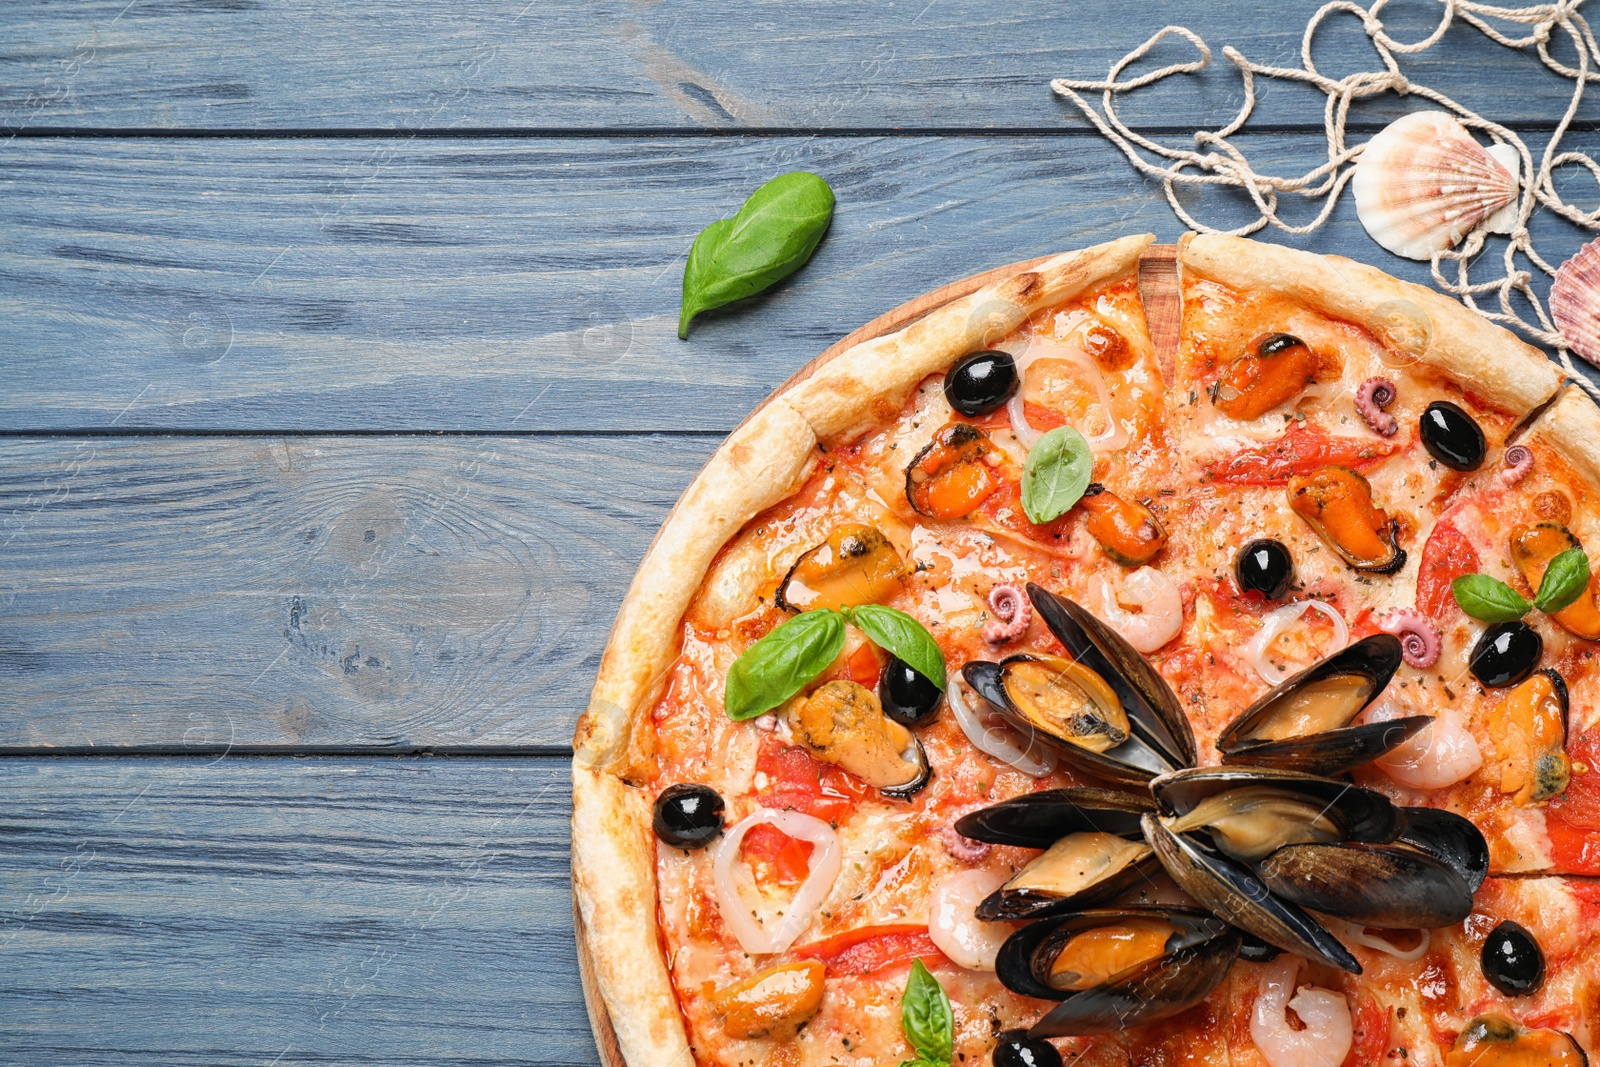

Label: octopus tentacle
[1356,377,1399,436]
[1380,607,1442,669]
[1500,444,1534,487]
[982,583,1032,645]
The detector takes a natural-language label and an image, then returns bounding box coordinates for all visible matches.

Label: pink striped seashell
[1552,236,1600,365]
[1354,111,1519,261]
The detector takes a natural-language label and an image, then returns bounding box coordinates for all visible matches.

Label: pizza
[571,234,1600,1067]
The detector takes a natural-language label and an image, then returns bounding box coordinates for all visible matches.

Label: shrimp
[1088,567,1182,653]
[1365,699,1483,790]
[1249,955,1352,1067]
[928,869,1013,971]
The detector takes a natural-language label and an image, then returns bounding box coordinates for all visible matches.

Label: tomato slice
[1416,520,1480,620]
[790,923,949,977]
[1206,427,1396,486]
[755,740,870,826]
[976,481,1076,548]
[840,643,883,690]
[1546,727,1600,875]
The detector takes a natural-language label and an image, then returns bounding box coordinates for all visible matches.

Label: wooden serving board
[572,246,1179,1067]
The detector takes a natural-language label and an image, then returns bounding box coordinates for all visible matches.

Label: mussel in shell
[994,907,1240,1037]
[1288,465,1407,573]
[1257,841,1475,929]
[964,585,1194,787]
[954,787,1154,849]
[977,832,1157,920]
[1217,634,1429,776]
[785,680,930,798]
[1397,806,1490,892]
[1443,1015,1588,1067]
[1153,767,1401,860]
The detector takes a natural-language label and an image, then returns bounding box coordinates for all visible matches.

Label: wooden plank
[0,0,1581,131]
[3,134,1592,432]
[0,755,600,1067]
[0,434,709,752]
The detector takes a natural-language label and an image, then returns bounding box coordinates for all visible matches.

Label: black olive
[1236,538,1295,599]
[1237,932,1283,962]
[652,784,725,850]
[945,350,1019,417]
[1256,332,1306,358]
[1481,920,1545,997]
[1469,621,1542,688]
[993,1029,1062,1067]
[879,656,942,726]
[1419,401,1487,471]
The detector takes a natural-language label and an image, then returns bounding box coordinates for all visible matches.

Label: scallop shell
[1354,111,1519,261]
[1552,236,1600,365]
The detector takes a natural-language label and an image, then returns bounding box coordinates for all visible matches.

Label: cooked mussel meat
[1212,332,1319,421]
[999,653,1130,752]
[786,680,930,798]
[977,831,1156,920]
[994,907,1239,1037]
[1488,668,1570,805]
[1443,1015,1588,1067]
[1256,841,1475,929]
[906,422,1003,519]
[1217,634,1427,776]
[1154,767,1400,861]
[1287,465,1406,573]
[954,787,1154,849]
[775,523,907,613]
[1397,806,1489,892]
[1080,484,1167,566]
[1511,523,1600,639]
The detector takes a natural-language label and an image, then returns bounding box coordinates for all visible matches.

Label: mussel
[1216,634,1427,776]
[994,907,1240,1037]
[1287,465,1406,573]
[1397,806,1490,892]
[954,787,1154,849]
[905,422,1003,519]
[1211,332,1319,421]
[1443,1015,1588,1067]
[785,680,930,798]
[1152,767,1401,859]
[963,586,1195,787]
[1511,523,1600,639]
[1488,668,1570,805]
[1079,484,1167,567]
[775,523,907,613]
[1256,842,1475,929]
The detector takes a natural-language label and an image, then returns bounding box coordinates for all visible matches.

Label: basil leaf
[1021,426,1093,525]
[723,609,845,721]
[899,960,953,1066]
[1451,574,1532,623]
[1534,547,1591,614]
[847,605,946,690]
[678,171,835,339]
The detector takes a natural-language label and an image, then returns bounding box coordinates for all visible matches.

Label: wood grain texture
[3,134,1592,432]
[0,434,710,752]
[0,755,601,1067]
[0,0,1583,131]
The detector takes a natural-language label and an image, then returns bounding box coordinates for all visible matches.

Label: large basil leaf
[848,605,946,690]
[723,609,845,720]
[897,959,953,1067]
[1451,574,1531,623]
[1021,425,1093,524]
[1534,547,1590,614]
[678,172,835,339]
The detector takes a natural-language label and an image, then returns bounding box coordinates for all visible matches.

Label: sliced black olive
[992,1029,1062,1067]
[1469,621,1542,689]
[879,656,942,726]
[1236,539,1295,599]
[1420,401,1486,472]
[1482,920,1545,997]
[945,350,1019,417]
[652,783,725,850]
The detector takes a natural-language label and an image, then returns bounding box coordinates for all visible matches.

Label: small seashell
[1552,236,1600,365]
[1354,111,1518,261]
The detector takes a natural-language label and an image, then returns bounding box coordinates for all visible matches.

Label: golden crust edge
[1182,234,1563,417]
[1530,385,1600,491]
[567,234,1153,1066]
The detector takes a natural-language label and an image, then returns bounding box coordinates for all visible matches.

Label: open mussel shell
[1217,634,1426,777]
[1142,813,1361,974]
[993,907,1238,1037]
[961,586,1194,788]
[1257,842,1475,929]
[1152,766,1401,857]
[954,788,1154,849]
[1397,806,1489,892]
[976,831,1159,921]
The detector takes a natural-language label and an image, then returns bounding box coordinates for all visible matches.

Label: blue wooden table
[1,3,1594,1063]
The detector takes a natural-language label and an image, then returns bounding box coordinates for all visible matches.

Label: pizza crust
[571,234,1153,1066]
[1530,384,1600,491]
[1181,234,1563,417]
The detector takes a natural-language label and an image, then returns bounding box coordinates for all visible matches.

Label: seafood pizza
[571,234,1600,1067]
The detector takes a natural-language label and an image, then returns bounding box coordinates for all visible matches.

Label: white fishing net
[1051,0,1600,390]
